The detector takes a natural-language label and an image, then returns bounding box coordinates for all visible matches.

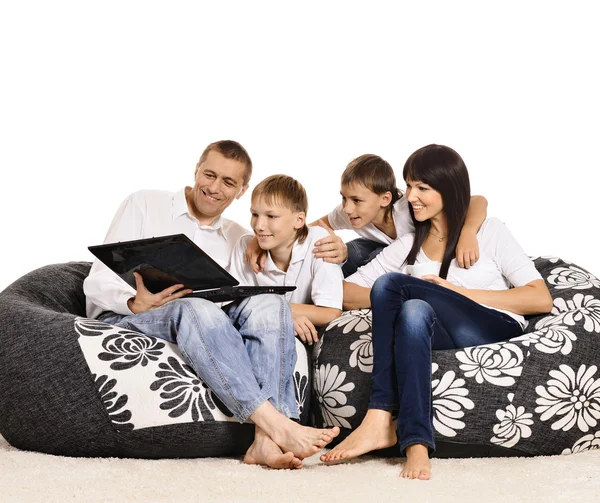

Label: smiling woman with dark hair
[321,144,553,480]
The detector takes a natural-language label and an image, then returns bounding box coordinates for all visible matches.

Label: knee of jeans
[371,272,400,303]
[398,300,435,337]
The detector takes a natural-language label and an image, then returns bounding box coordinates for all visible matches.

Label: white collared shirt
[345,218,542,327]
[229,227,343,310]
[327,196,414,244]
[84,188,248,318]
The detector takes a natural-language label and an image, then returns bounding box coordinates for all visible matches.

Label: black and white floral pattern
[311,257,600,456]
[76,319,310,430]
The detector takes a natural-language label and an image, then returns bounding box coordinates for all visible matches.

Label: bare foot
[271,421,340,460]
[320,409,397,462]
[250,401,340,459]
[243,427,303,469]
[400,444,431,480]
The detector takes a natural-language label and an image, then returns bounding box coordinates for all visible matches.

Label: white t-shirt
[345,217,542,327]
[84,189,248,318]
[229,227,343,310]
[327,196,414,244]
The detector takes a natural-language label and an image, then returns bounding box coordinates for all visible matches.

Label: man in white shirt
[84,140,338,469]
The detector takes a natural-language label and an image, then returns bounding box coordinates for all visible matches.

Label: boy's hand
[293,314,319,345]
[244,236,268,274]
[455,230,480,269]
[127,272,192,314]
[313,219,348,264]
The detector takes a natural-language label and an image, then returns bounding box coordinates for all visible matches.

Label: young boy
[229,175,343,344]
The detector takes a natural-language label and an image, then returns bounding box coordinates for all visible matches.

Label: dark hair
[251,174,309,243]
[340,154,401,220]
[402,144,470,279]
[197,140,253,184]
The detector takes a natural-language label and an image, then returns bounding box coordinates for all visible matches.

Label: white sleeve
[83,193,146,316]
[326,204,351,231]
[309,255,344,310]
[394,197,416,236]
[345,235,413,288]
[228,235,260,286]
[487,218,542,287]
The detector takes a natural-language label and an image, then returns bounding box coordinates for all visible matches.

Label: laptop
[88,233,296,303]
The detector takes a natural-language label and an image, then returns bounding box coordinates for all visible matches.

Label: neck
[372,209,396,239]
[267,237,297,272]
[428,214,448,238]
[185,187,218,226]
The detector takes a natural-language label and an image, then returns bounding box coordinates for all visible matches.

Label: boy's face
[340,183,391,228]
[250,197,305,252]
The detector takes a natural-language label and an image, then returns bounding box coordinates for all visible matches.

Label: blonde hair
[251,175,309,243]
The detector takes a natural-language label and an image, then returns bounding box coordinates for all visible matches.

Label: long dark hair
[402,144,470,279]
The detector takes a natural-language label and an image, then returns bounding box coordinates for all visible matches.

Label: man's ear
[380,191,392,208]
[236,184,250,200]
[294,211,306,230]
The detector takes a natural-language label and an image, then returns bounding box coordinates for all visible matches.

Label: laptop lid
[88,233,239,294]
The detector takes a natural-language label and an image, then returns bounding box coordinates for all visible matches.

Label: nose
[254,215,267,231]
[207,178,220,193]
[343,200,354,214]
[406,188,418,203]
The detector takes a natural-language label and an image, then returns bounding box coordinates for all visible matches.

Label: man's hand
[293,314,319,345]
[313,219,348,264]
[455,230,480,269]
[244,236,268,274]
[127,272,193,314]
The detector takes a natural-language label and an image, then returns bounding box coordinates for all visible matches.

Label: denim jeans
[343,238,386,277]
[100,294,298,423]
[369,273,523,454]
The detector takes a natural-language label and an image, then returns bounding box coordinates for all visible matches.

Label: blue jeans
[100,294,298,423]
[343,238,386,277]
[369,273,523,454]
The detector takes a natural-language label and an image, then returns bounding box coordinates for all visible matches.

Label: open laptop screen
[88,234,239,293]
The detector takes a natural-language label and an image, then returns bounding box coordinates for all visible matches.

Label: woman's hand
[127,272,192,314]
[293,314,319,345]
[421,274,467,296]
[313,219,348,264]
[244,235,268,274]
[455,230,480,269]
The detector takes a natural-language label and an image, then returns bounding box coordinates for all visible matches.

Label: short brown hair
[197,140,253,185]
[341,154,400,218]
[251,175,309,243]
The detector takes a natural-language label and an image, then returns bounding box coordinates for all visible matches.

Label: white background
[1,1,598,291]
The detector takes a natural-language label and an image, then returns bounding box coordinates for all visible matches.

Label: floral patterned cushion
[76,318,311,430]
[311,257,600,457]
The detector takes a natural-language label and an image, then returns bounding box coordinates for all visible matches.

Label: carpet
[1,434,598,502]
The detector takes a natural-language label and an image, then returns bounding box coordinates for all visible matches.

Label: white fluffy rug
[1,434,599,503]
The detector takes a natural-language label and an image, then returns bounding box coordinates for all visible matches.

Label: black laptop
[88,233,296,303]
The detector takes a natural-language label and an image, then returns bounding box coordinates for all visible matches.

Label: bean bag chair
[311,257,600,457]
[0,262,310,458]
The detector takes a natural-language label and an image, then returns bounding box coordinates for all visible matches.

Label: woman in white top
[320,145,553,480]
[230,175,343,345]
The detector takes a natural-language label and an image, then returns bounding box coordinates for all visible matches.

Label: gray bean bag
[0,262,311,458]
[311,257,600,457]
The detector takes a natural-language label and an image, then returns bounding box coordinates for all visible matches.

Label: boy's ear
[380,191,392,208]
[294,211,306,229]
[236,184,250,200]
